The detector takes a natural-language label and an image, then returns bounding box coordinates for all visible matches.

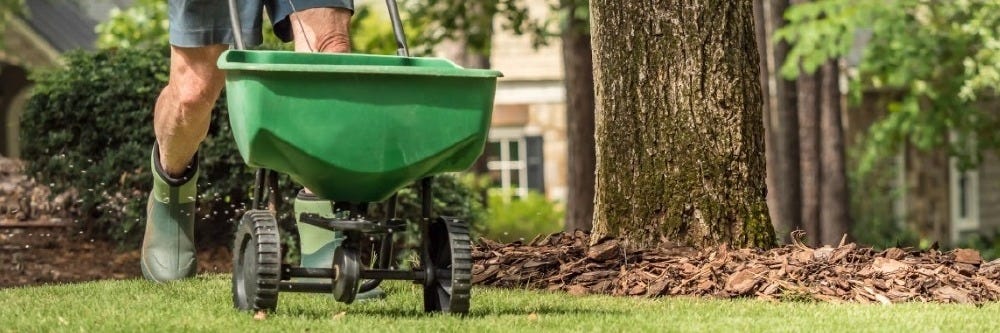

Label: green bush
[22,48,486,249]
[482,190,563,243]
[22,48,248,248]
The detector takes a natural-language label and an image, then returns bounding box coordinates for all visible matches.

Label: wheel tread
[438,217,473,314]
[232,210,282,312]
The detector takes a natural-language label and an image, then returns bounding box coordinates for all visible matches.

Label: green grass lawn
[1,275,996,332]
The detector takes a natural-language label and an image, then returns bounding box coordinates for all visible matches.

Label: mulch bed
[6,156,999,303]
[472,230,1000,304]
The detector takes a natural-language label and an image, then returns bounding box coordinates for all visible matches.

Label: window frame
[486,128,530,200]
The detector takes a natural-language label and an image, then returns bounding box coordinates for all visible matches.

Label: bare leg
[154,45,229,176]
[289,7,352,53]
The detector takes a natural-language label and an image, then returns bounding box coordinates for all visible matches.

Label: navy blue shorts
[168,0,353,47]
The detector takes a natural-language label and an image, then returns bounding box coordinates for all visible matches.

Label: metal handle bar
[384,0,410,56]
[227,0,246,50]
[226,0,411,56]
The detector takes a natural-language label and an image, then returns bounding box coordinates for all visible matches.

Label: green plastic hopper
[218,50,502,202]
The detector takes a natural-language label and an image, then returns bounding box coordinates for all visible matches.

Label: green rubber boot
[294,190,386,301]
[141,146,198,282]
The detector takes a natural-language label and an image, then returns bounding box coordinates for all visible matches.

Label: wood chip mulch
[472,230,1000,304]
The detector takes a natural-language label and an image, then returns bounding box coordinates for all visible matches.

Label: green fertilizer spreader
[222,0,500,315]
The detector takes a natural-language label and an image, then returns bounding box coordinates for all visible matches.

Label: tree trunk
[797,68,822,247]
[562,0,597,232]
[761,0,801,243]
[590,1,774,249]
[819,60,850,245]
[906,145,951,245]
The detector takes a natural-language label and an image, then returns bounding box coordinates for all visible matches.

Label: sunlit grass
[0,275,996,332]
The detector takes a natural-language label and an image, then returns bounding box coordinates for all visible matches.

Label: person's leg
[288,7,352,53]
[142,45,228,283]
[143,0,265,282]
[155,45,228,176]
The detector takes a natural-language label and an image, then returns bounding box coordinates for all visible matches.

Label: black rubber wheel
[423,217,472,314]
[232,210,281,312]
[331,246,360,304]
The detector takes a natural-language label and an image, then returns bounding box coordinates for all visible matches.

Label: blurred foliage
[555,0,589,34]
[350,4,400,55]
[847,148,919,249]
[95,0,168,49]
[482,190,564,243]
[776,0,1000,174]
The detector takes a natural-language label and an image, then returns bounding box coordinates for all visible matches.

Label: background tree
[753,0,851,247]
[559,0,595,232]
[590,0,774,249]
[818,59,850,245]
[754,0,802,243]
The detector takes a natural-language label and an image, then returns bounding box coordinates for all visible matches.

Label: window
[484,128,544,200]
[949,157,979,244]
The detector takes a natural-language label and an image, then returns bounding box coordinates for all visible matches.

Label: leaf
[253,311,267,321]
[872,257,910,274]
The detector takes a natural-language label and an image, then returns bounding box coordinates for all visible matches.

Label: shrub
[482,190,563,243]
[22,48,248,248]
[22,48,486,249]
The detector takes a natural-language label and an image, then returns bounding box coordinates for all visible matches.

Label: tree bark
[797,68,822,247]
[819,60,850,245]
[590,1,774,249]
[562,0,597,232]
[766,0,801,243]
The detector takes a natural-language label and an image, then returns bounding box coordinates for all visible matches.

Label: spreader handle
[385,0,410,57]
[228,0,246,50]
